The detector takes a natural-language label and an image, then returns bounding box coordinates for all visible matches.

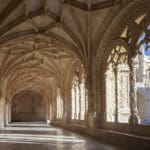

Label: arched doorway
[11,90,46,122]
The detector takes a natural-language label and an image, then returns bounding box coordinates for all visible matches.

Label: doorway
[11,90,46,122]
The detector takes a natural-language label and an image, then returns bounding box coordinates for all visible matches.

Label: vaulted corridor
[0,123,124,150]
[1,0,150,149]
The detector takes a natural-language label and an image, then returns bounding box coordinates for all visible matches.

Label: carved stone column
[48,92,52,124]
[8,103,11,124]
[86,73,95,128]
[78,79,81,120]
[0,80,6,128]
[129,59,140,124]
[46,103,51,124]
[65,88,71,123]
[114,66,119,124]
[94,70,106,128]
[0,96,5,129]
[45,94,50,124]
[5,101,12,125]
[62,87,67,123]
[84,2,96,127]
[5,101,9,126]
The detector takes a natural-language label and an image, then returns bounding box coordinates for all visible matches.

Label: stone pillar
[46,88,52,124]
[49,91,53,123]
[78,79,81,120]
[86,73,95,128]
[5,102,9,126]
[46,100,51,124]
[62,87,67,123]
[0,97,5,129]
[129,59,140,124]
[8,103,11,124]
[66,88,71,123]
[86,6,95,127]
[94,70,105,128]
[52,91,57,122]
[114,67,119,124]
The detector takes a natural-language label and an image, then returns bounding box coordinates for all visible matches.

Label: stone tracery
[136,21,150,125]
[56,87,63,119]
[105,44,130,123]
[71,66,88,121]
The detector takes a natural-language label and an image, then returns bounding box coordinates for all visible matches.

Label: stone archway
[11,90,46,122]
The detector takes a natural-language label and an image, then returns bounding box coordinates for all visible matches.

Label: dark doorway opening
[11,90,46,122]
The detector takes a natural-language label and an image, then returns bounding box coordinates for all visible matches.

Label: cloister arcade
[0,0,150,149]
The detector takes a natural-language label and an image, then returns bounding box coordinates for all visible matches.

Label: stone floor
[0,123,126,150]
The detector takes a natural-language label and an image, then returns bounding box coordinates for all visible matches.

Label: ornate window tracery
[106,45,130,123]
[71,70,88,120]
[56,88,63,119]
[136,23,150,125]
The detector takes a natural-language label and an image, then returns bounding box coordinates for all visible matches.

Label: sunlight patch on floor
[0,133,86,144]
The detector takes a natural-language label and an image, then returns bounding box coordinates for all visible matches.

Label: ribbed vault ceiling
[0,0,126,100]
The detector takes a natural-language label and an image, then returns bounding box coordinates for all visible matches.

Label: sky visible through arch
[138,24,150,56]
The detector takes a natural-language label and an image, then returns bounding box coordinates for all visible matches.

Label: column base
[87,112,96,128]
[46,120,51,127]
[94,112,105,128]
[62,113,68,123]
[129,114,140,124]
[0,121,5,129]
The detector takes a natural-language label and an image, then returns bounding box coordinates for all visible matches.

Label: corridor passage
[0,123,125,150]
